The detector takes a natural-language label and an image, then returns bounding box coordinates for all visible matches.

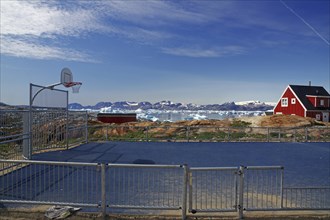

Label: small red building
[97,113,137,124]
[273,85,330,122]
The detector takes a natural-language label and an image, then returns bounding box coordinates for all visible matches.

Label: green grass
[230,120,252,127]
[191,131,227,140]
[229,131,247,140]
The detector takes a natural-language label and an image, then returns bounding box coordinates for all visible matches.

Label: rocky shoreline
[89,115,329,142]
[91,114,329,128]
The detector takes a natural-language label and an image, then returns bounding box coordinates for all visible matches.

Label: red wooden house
[97,113,137,124]
[273,85,330,122]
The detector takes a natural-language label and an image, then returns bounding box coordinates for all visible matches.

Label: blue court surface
[33,141,330,187]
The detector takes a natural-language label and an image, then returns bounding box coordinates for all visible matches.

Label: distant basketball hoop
[61,68,82,93]
[30,67,82,106]
[27,67,83,159]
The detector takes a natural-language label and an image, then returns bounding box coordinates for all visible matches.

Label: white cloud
[0,0,177,61]
[1,0,328,62]
[0,0,104,62]
[1,0,104,37]
[161,46,246,58]
[95,0,329,47]
[94,0,208,27]
[111,26,173,44]
[1,36,95,62]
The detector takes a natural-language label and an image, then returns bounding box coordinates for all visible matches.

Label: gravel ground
[1,207,329,220]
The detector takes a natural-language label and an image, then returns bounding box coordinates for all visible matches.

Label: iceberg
[185,113,207,120]
[137,113,159,122]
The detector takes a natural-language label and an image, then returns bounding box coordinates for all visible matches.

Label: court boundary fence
[87,124,330,143]
[1,109,329,162]
[1,160,329,220]
[0,110,88,161]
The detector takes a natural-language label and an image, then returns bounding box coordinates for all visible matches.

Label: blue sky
[1,0,329,105]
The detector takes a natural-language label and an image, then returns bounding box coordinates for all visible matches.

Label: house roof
[289,85,330,111]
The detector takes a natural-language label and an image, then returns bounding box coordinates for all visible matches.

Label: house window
[316,114,321,121]
[320,100,324,106]
[281,98,288,107]
[291,98,296,104]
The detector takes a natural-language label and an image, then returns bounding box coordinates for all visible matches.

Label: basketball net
[64,82,82,93]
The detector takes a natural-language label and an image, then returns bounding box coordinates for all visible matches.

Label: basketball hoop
[64,82,82,93]
[60,68,82,93]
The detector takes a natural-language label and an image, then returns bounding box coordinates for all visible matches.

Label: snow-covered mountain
[68,100,275,111]
[235,100,277,107]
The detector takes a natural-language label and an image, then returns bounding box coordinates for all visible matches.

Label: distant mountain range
[68,100,275,111]
[0,102,11,109]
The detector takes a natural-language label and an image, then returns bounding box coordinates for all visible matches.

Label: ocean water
[137,110,264,122]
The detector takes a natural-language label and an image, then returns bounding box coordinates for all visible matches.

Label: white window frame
[320,99,324,106]
[291,98,296,104]
[281,98,288,107]
[316,114,321,121]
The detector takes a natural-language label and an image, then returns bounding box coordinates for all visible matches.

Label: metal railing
[1,109,329,163]
[30,109,68,153]
[68,111,88,146]
[243,166,284,211]
[30,109,88,153]
[1,160,329,219]
[0,160,100,207]
[283,187,330,210]
[87,125,330,143]
[1,110,88,161]
[0,110,29,160]
[188,167,238,213]
[106,164,187,218]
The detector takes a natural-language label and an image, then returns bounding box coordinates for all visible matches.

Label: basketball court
[24,67,330,187]
[32,141,330,187]
[1,68,329,217]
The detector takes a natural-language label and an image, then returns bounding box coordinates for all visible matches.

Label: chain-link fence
[0,110,87,161]
[0,110,29,160]
[87,124,330,142]
[1,109,328,161]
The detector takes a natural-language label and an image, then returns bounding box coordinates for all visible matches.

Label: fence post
[106,125,108,141]
[186,127,190,142]
[146,127,149,142]
[267,127,270,142]
[228,127,230,142]
[182,164,188,220]
[22,111,30,159]
[278,128,281,142]
[280,167,284,209]
[101,163,106,219]
[66,105,69,150]
[237,165,245,219]
[188,169,193,213]
[85,111,88,143]
[29,84,33,159]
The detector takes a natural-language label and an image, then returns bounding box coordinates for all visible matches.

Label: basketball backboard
[60,67,82,93]
[61,68,73,85]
